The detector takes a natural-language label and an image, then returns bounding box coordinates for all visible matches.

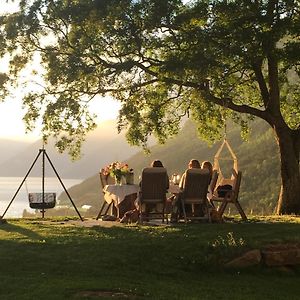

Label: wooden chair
[138,167,168,223]
[180,169,211,223]
[210,170,219,196]
[96,170,116,220]
[211,169,247,221]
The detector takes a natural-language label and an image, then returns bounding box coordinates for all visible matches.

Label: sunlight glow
[0,2,19,15]
[0,2,121,141]
[0,96,121,141]
[0,55,121,142]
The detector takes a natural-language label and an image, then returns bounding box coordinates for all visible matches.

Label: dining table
[102,182,183,219]
[103,184,140,218]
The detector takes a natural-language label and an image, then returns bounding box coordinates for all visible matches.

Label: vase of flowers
[125,171,134,185]
[114,172,123,185]
[103,162,132,185]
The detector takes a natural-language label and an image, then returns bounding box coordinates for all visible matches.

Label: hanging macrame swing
[213,138,238,186]
[211,120,248,221]
[213,117,238,187]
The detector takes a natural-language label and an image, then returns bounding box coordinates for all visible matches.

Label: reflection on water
[0,177,82,217]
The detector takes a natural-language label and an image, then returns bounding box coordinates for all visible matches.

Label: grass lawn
[0,216,300,299]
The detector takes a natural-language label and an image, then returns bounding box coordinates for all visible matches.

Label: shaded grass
[0,216,299,299]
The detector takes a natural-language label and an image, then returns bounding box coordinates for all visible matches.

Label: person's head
[201,160,213,175]
[151,160,164,168]
[188,159,201,169]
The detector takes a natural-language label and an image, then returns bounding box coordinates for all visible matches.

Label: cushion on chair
[216,184,232,197]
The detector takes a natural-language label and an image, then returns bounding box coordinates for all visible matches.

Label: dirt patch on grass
[17,218,171,228]
[36,218,126,228]
[69,219,126,228]
[74,290,140,299]
[49,218,170,228]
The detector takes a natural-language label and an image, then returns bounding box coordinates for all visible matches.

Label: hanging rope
[213,105,238,186]
[223,111,227,140]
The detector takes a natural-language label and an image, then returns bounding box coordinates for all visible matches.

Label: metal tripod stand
[1,147,83,221]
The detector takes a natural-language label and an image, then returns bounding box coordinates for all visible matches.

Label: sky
[0,97,121,141]
[0,1,121,142]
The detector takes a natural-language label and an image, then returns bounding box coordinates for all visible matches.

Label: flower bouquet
[103,162,132,185]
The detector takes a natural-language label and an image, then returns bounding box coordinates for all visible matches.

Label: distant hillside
[0,139,31,164]
[59,119,281,215]
[0,120,141,179]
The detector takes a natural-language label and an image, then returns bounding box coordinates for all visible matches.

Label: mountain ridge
[0,139,31,165]
[0,120,141,179]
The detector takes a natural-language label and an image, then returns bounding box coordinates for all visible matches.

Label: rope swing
[213,112,238,187]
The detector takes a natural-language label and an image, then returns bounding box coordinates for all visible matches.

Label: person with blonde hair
[201,160,215,203]
[201,160,213,182]
[179,159,201,188]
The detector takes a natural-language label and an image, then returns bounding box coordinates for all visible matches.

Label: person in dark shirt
[139,159,169,189]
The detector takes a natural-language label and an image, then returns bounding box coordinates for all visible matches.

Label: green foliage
[210,232,246,249]
[1,0,299,151]
[0,72,9,99]
[209,231,247,264]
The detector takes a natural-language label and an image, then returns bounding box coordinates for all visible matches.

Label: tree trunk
[275,126,300,214]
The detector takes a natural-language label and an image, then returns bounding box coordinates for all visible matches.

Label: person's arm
[166,174,170,190]
[179,172,186,189]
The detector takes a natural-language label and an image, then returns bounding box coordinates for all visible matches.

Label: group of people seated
[170,159,214,223]
[120,158,214,223]
[145,158,213,187]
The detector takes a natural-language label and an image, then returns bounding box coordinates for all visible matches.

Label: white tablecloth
[103,184,140,206]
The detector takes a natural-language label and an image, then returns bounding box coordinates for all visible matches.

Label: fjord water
[0,177,82,217]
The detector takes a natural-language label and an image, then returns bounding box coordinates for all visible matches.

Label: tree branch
[252,61,270,107]
[201,91,272,123]
[267,53,281,114]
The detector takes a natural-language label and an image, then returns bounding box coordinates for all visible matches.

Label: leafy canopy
[1,0,300,156]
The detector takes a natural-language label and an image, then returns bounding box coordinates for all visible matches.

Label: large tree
[0,0,300,214]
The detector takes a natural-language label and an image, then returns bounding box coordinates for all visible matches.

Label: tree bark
[275,126,300,214]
